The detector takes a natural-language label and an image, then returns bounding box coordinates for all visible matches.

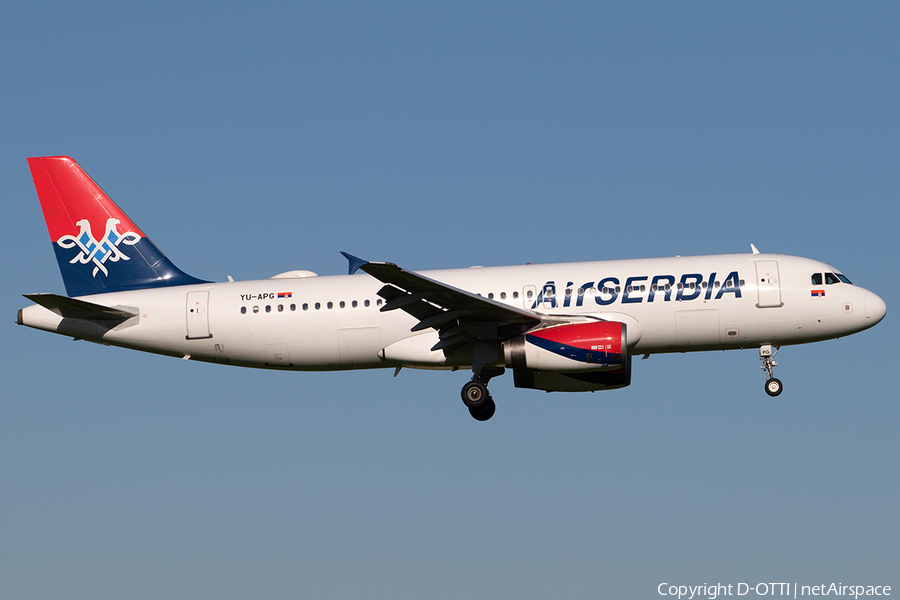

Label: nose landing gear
[760,345,783,397]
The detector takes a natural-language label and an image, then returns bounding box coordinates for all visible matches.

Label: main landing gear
[760,345,783,397]
[461,367,503,421]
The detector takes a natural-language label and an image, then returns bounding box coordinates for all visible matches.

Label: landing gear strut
[760,345,783,397]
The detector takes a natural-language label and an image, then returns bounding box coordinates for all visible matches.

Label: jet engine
[503,320,627,372]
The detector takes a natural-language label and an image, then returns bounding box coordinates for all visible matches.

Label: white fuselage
[19,253,885,371]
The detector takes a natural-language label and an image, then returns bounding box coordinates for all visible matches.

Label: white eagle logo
[56,218,141,277]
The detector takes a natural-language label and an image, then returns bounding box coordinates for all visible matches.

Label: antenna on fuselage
[750,244,760,254]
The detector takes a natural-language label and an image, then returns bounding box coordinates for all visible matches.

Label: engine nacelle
[512,360,632,392]
[504,320,627,373]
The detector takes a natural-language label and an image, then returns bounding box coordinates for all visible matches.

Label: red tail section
[27,156,207,297]
[28,156,145,243]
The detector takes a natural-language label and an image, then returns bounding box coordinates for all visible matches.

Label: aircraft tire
[461,381,489,408]
[469,397,496,421]
[765,378,783,397]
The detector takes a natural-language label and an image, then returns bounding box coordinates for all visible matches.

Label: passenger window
[500,292,507,299]
[241,306,247,314]
[376,299,383,306]
[327,302,333,309]
[811,273,823,285]
[513,291,519,299]
[265,305,271,313]
[277,304,283,312]
[526,290,533,299]
[352,300,358,308]
[302,303,308,311]
[290,304,296,311]
[488,293,494,299]
[825,273,840,285]
[253,306,259,314]
[315,302,321,310]
[339,301,345,308]
[364,299,370,307]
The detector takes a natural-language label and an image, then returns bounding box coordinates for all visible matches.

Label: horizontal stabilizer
[24,293,139,321]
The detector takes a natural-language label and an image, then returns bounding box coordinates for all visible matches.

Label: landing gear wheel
[468,397,496,421]
[759,346,783,398]
[461,381,489,409]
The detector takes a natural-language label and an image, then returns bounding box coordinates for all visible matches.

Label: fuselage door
[755,260,783,308]
[186,291,212,339]
[675,309,721,347]
[523,285,536,309]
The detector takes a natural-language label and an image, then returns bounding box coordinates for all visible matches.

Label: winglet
[340,252,369,275]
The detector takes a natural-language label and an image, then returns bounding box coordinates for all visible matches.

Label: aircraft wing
[342,253,541,353]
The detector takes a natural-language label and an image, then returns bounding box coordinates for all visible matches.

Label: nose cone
[864,291,887,328]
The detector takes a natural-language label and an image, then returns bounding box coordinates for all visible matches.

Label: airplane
[18,156,887,421]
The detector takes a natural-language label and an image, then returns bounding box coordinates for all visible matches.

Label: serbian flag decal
[811,290,825,298]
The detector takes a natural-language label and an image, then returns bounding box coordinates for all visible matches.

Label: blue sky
[2,3,898,598]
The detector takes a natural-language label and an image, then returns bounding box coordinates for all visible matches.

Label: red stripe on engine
[529,321,623,354]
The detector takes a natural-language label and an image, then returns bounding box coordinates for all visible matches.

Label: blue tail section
[50,236,209,297]
[29,156,209,297]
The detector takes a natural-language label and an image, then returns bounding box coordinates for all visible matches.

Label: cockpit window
[811,273,822,285]
[836,274,852,284]
[825,273,840,285]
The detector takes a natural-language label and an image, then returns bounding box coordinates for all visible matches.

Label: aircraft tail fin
[27,156,208,297]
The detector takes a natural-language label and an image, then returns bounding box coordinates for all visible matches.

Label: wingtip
[340,251,369,275]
